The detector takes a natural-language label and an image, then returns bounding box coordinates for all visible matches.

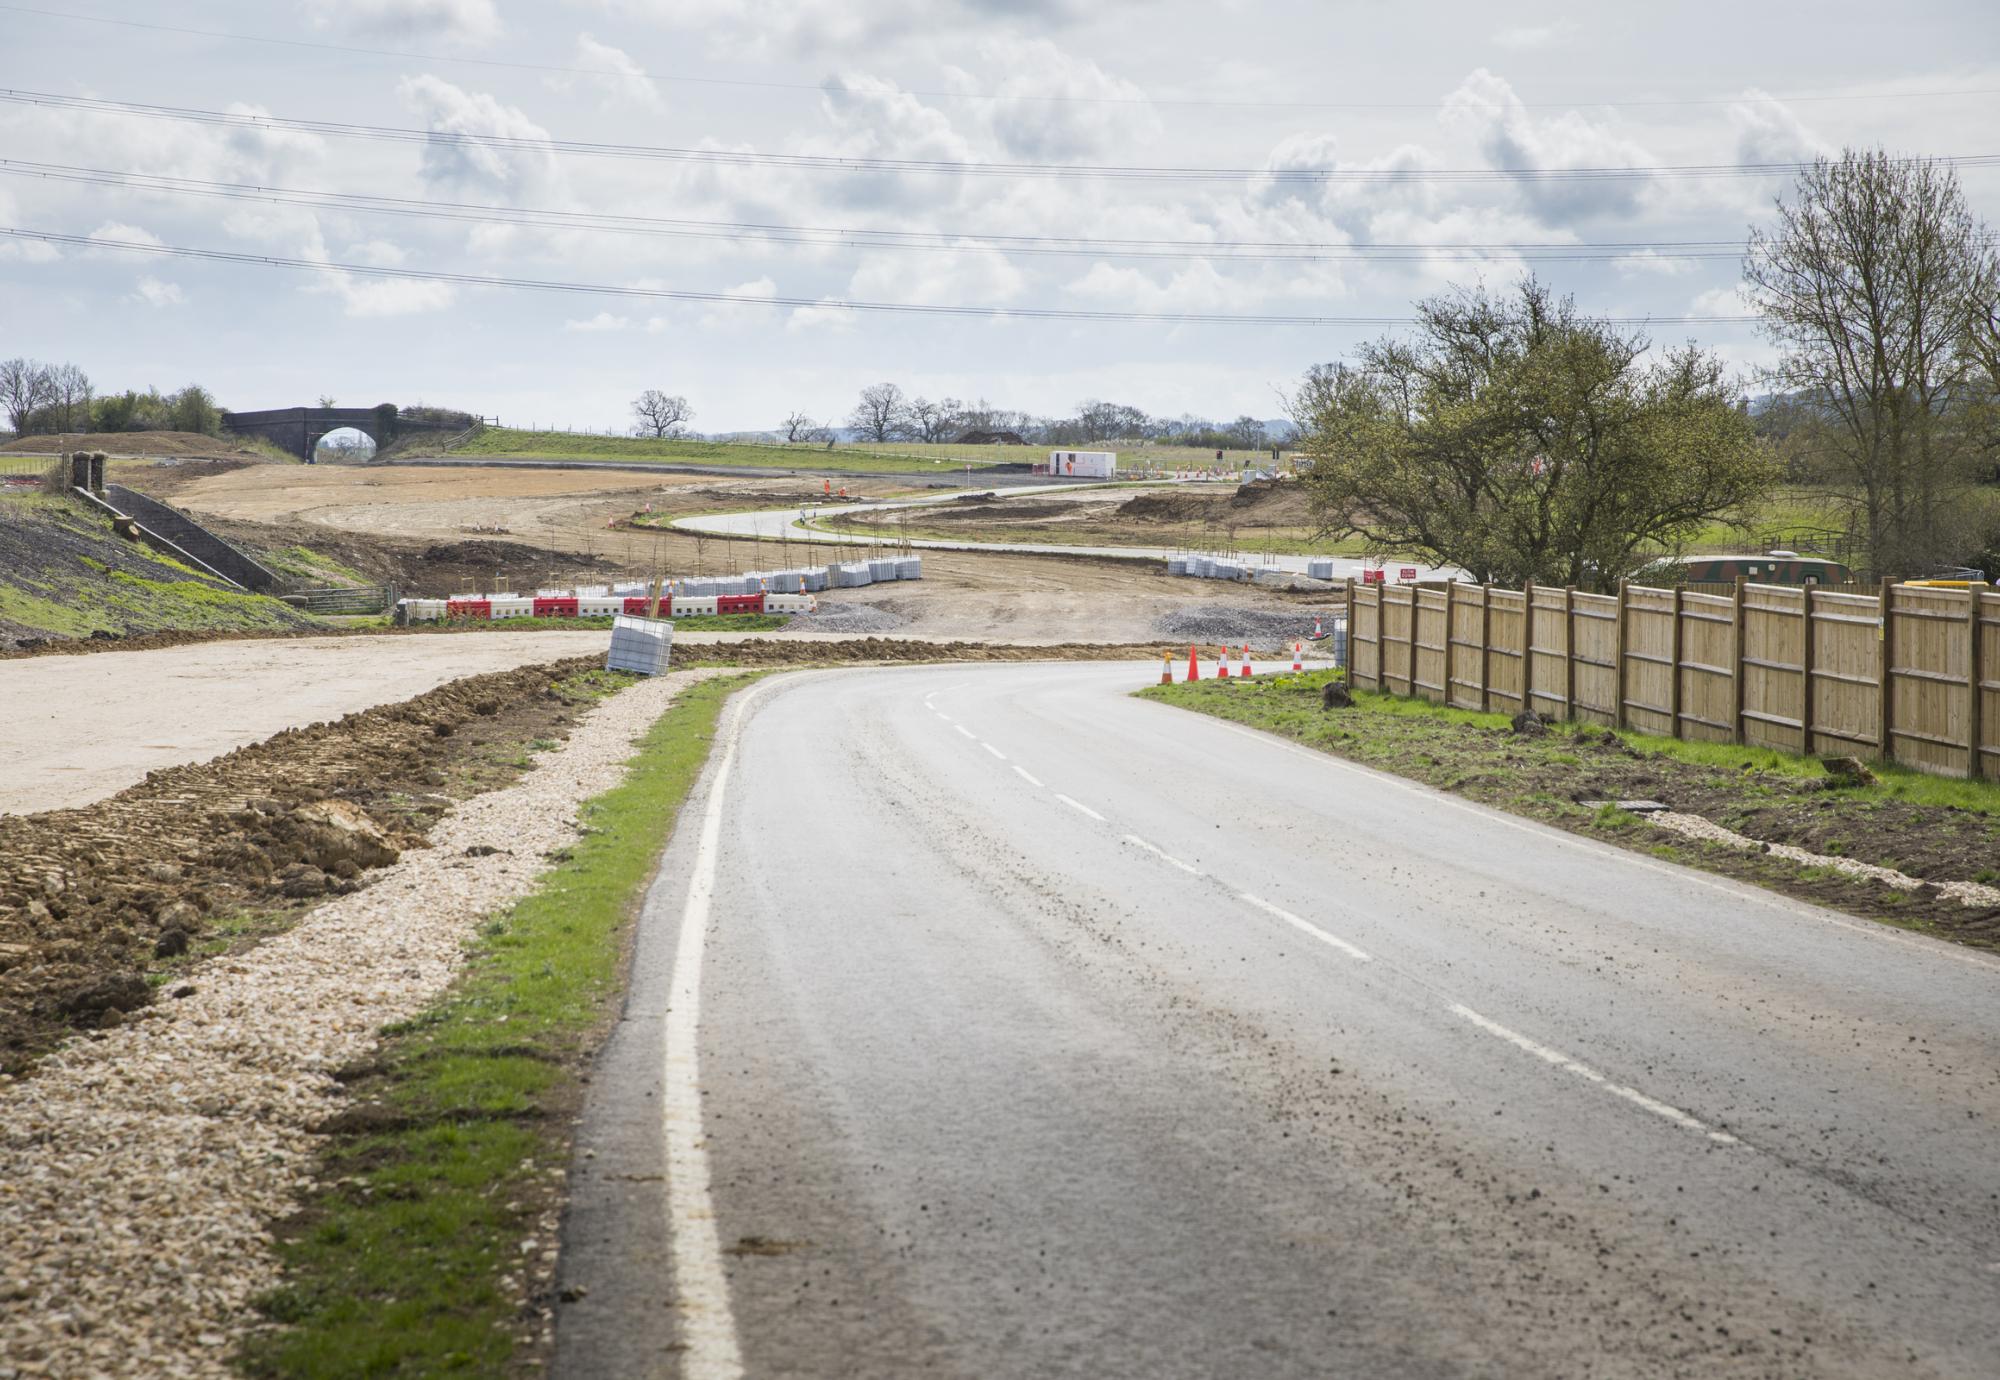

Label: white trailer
[1047,449,1116,479]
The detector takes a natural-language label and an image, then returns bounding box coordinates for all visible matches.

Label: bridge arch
[220,404,461,461]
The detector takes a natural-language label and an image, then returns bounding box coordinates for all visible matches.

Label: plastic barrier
[533,596,580,617]
[445,599,491,621]
[717,593,765,614]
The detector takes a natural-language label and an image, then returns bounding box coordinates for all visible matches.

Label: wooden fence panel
[1740,587,1806,753]
[1570,592,1619,724]
[1621,586,1677,737]
[1380,587,1414,696]
[1350,582,1381,690]
[1806,590,1882,756]
[1412,587,1447,700]
[1678,591,1737,741]
[1525,588,1567,718]
[1446,586,1489,709]
[1887,585,1975,777]
[1980,590,1999,781]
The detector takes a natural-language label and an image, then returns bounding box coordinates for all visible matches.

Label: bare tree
[847,382,908,442]
[0,358,53,434]
[1745,148,2000,576]
[906,396,963,443]
[631,389,693,439]
[783,411,819,443]
[47,364,91,432]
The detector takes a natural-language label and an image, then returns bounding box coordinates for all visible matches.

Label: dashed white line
[1238,892,1371,961]
[1055,793,1104,821]
[1013,765,1045,788]
[1122,834,1204,876]
[1449,1003,1741,1146]
[983,743,1008,760]
[954,724,976,740]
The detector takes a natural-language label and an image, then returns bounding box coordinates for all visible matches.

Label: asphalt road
[556,663,2000,1379]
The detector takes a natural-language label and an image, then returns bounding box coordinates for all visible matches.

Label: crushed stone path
[1648,809,2000,908]
[0,668,720,1379]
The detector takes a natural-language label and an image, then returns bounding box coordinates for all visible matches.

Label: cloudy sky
[1,0,1996,433]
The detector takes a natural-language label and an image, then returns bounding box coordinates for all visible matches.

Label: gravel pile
[1153,605,1340,651]
[785,602,907,635]
[0,668,720,1378]
[1648,811,2000,908]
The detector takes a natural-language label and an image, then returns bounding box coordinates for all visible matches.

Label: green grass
[438,427,1012,475]
[244,671,759,1379]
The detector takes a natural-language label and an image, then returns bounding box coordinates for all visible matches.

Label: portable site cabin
[1046,450,1116,478]
[1652,553,1856,586]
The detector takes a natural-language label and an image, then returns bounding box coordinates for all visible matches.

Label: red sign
[1361,569,1385,584]
[1398,567,1418,581]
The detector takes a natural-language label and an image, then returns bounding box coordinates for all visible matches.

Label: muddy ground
[1149,675,2000,948]
[0,656,612,1073]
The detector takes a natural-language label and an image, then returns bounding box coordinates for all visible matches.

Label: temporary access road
[555,661,2000,1379]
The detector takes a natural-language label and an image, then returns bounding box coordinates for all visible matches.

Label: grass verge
[439,427,1009,475]
[1139,670,2000,947]
[242,671,760,1377]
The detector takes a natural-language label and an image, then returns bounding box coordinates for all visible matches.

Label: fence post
[1799,587,1816,755]
[1563,587,1577,722]
[1876,576,1895,764]
[1478,584,1492,713]
[1732,577,1749,746]
[1441,579,1456,707]
[1345,577,1359,685]
[1668,585,1684,739]
[1967,587,1984,779]
[1613,580,1630,729]
[1521,580,1535,714]
[1404,585,1418,695]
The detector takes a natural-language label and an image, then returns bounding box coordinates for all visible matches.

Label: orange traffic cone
[1160,651,1174,685]
[1311,616,1325,640]
[1186,645,1200,682]
[1292,640,1303,672]
[1217,646,1231,680]
[1239,644,1252,678]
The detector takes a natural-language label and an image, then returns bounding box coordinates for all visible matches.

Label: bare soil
[0,656,615,1074]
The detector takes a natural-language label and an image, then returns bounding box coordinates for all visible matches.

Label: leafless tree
[631,389,693,439]
[1745,148,2000,576]
[0,358,53,434]
[906,396,963,443]
[847,382,908,442]
[47,364,91,432]
[783,411,820,443]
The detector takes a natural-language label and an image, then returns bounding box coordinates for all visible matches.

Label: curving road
[555,662,2000,1379]
[673,484,1458,582]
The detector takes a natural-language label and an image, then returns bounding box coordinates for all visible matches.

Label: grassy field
[812,508,1369,556]
[1140,670,2000,942]
[245,671,757,1378]
[433,428,1015,475]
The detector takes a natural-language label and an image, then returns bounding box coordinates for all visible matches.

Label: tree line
[1294,147,2000,587]
[0,359,224,439]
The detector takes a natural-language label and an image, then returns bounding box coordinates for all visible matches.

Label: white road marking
[1121,833,1204,876]
[935,712,954,723]
[1055,793,1105,821]
[983,742,1007,760]
[1189,714,2000,977]
[1238,892,1370,961]
[1450,1003,1742,1146]
[661,689,756,1378]
[954,724,976,740]
[1013,765,1044,788]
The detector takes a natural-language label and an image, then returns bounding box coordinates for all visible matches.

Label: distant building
[953,429,1027,445]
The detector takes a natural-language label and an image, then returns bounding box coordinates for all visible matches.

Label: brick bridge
[220,404,462,461]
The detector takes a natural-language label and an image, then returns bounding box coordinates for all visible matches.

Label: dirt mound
[0,655,602,1072]
[1117,481,1313,524]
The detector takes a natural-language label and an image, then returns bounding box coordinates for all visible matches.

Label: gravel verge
[782,601,908,634]
[1648,810,2000,908]
[1152,604,1341,650]
[0,668,720,1379]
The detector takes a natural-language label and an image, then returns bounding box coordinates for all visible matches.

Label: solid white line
[1121,833,1204,876]
[1238,892,1370,961]
[1013,765,1044,788]
[954,724,976,739]
[1449,1002,1741,1146]
[935,712,954,722]
[983,742,1007,760]
[1055,792,1104,821]
[662,695,754,1378]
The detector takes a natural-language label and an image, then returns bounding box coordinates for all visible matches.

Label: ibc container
[606,614,673,676]
[896,557,921,580]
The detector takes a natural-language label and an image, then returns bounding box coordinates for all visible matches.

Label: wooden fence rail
[1346,577,1999,781]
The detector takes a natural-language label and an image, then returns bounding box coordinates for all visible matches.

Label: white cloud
[1613,249,1695,278]
[1441,68,1661,224]
[697,277,780,329]
[302,0,501,45]
[1491,20,1578,51]
[86,221,164,249]
[563,311,632,331]
[398,75,569,204]
[589,0,1097,60]
[131,277,185,307]
[332,278,458,317]
[553,33,663,111]
[944,38,1160,160]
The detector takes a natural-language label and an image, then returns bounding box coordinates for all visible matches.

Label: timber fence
[1346,577,1999,781]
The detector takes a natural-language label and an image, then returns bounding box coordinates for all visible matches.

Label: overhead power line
[7,89,1997,184]
[0,159,1798,264]
[5,3,1997,114]
[0,226,1767,327]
